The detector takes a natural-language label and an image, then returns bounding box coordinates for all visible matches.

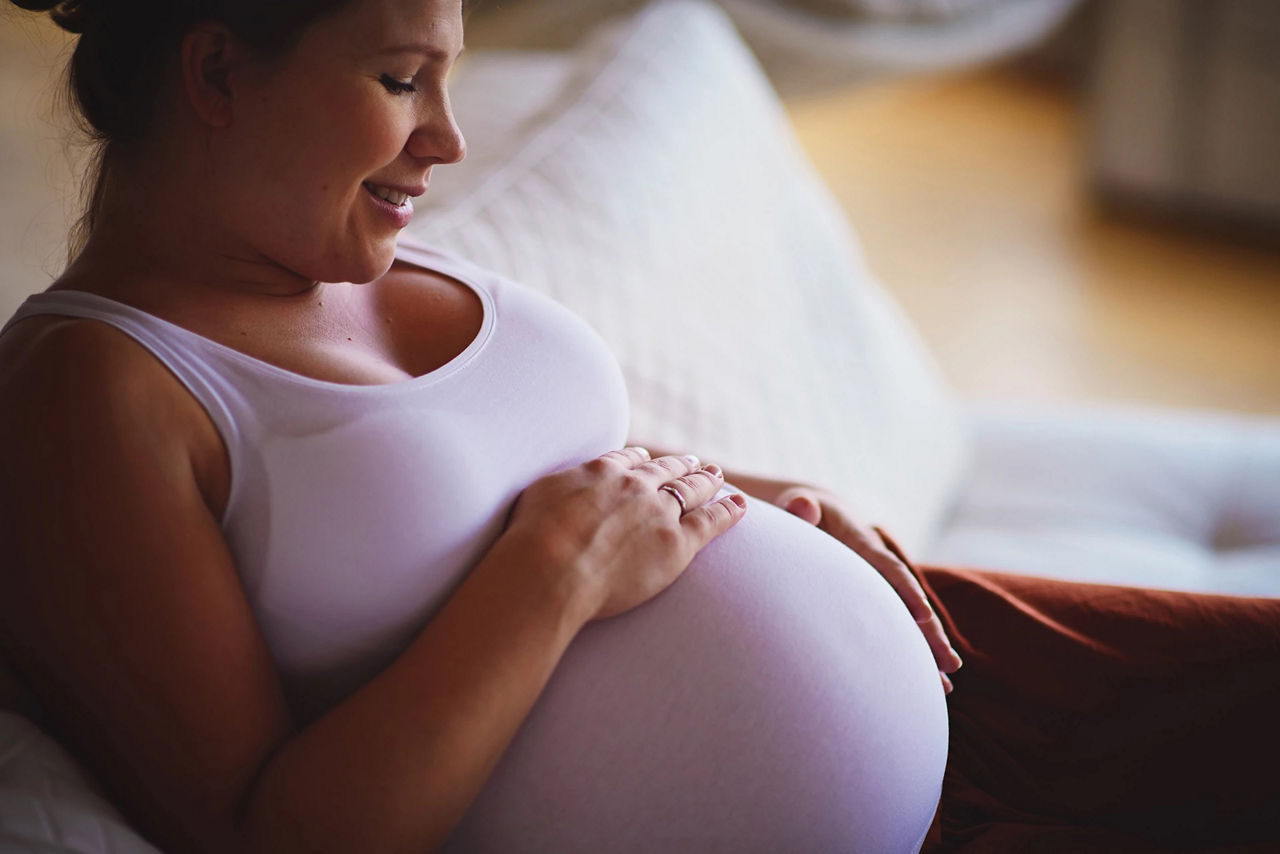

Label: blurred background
[3,0,1278,414]
[783,0,1280,416]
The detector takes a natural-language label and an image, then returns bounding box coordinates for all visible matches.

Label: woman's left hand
[770,483,961,694]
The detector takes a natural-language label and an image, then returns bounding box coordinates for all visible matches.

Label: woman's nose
[407,103,466,165]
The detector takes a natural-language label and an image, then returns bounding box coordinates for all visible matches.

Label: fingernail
[681,454,700,468]
[630,446,650,460]
[949,648,963,668]
[703,463,723,477]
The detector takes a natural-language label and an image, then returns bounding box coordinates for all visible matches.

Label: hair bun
[10,0,100,35]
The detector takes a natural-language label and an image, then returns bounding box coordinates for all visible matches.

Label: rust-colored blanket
[876,531,1280,853]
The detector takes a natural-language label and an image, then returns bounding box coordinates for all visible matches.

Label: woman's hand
[506,447,748,623]
[771,483,962,694]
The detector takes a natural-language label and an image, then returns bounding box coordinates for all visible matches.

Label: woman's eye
[379,73,417,95]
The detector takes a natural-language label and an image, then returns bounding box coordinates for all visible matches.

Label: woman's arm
[241,528,587,852]
[0,320,291,852]
[247,448,743,852]
[0,322,744,854]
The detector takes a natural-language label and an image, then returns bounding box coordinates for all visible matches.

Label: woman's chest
[199,263,486,387]
[185,264,487,515]
[214,276,631,716]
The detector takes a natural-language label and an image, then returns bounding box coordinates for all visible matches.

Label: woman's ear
[180,22,243,129]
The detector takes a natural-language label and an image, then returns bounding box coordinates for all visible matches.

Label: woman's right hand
[505,447,748,621]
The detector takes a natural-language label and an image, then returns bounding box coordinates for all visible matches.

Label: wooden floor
[788,67,1280,416]
[3,12,1278,416]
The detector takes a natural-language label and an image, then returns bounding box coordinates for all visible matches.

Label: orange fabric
[875,530,1280,853]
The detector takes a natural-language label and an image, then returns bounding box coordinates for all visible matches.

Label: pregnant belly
[444,496,949,853]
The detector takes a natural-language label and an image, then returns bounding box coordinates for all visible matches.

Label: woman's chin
[311,242,398,285]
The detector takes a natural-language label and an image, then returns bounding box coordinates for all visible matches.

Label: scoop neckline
[26,244,497,395]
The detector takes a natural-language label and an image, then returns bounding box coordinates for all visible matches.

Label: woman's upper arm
[0,320,293,851]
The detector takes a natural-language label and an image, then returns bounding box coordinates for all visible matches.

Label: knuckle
[649,457,677,476]
[706,500,733,527]
[683,510,712,539]
[583,456,613,476]
[680,472,707,492]
[652,523,682,550]
[619,470,647,494]
[671,474,695,492]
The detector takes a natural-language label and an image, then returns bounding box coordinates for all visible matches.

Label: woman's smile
[363,182,411,207]
[362,180,418,228]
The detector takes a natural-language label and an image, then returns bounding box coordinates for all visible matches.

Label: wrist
[482,526,599,633]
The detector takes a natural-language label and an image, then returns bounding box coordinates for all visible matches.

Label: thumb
[775,487,822,526]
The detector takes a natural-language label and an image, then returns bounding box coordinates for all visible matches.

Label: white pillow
[410,0,969,552]
[0,712,159,853]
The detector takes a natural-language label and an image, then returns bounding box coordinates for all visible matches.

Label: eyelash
[379,73,417,95]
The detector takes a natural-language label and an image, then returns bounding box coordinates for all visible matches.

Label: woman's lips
[362,181,414,228]
[363,181,411,206]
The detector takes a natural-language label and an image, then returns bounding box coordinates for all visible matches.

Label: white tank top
[3,240,632,714]
[2,239,947,852]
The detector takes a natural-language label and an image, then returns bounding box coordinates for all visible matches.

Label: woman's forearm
[240,530,590,853]
[238,444,740,854]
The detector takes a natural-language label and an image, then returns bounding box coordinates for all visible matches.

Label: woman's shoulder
[0,308,228,509]
[0,309,173,408]
[0,262,190,400]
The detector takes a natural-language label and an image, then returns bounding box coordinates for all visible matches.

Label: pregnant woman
[1,1,1276,852]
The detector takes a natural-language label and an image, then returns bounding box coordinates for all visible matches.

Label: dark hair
[10,0,351,251]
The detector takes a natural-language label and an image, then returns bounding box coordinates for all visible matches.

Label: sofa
[2,1,1276,850]
[460,0,1083,97]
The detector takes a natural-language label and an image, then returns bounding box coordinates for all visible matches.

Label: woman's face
[213,0,466,286]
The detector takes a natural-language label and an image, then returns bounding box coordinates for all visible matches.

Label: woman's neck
[59,151,326,306]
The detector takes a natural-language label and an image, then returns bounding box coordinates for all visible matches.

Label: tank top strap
[1,290,251,477]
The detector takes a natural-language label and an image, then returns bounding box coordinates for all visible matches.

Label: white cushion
[460,0,1082,98]
[930,402,1280,597]
[715,0,1081,96]
[0,713,158,853]
[410,0,969,552]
